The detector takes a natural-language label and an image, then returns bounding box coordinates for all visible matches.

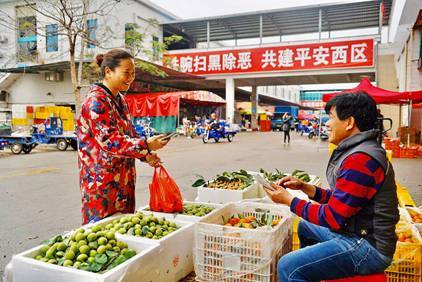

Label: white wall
[8,71,74,105]
[257,85,300,103]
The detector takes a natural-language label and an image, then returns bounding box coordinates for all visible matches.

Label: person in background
[77,49,169,224]
[282,112,292,143]
[263,92,398,281]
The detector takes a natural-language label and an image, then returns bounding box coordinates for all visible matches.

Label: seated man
[208,113,224,133]
[263,92,399,281]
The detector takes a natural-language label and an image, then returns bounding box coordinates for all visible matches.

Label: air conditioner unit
[45,72,64,82]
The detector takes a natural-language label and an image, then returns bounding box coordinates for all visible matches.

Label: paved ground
[1,131,421,278]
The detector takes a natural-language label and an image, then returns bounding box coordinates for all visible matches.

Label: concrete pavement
[1,131,421,278]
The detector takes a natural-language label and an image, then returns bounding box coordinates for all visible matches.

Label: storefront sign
[164,38,374,75]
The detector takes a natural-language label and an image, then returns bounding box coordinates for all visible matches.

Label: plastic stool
[323,273,387,282]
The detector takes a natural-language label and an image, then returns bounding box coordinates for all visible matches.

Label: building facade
[0,0,178,114]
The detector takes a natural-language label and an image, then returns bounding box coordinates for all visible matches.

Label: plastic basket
[194,202,292,282]
[386,225,422,282]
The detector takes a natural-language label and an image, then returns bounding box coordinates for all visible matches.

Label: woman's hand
[277,176,316,198]
[147,134,169,151]
[145,152,162,168]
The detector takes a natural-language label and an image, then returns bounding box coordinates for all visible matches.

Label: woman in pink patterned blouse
[77,49,169,224]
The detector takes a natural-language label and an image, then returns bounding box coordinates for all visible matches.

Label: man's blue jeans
[277,220,392,282]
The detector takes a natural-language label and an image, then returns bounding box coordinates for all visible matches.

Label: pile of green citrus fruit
[100,212,180,240]
[33,227,136,273]
[181,204,214,217]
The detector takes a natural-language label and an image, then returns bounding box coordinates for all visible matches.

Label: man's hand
[263,183,294,206]
[145,153,162,168]
[146,134,169,151]
[277,176,316,198]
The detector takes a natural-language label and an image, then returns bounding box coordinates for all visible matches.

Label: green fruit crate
[90,212,195,282]
[195,181,259,204]
[11,236,158,282]
[138,201,223,223]
[194,202,293,282]
[386,225,422,282]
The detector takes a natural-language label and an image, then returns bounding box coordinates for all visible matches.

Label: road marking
[0,167,60,180]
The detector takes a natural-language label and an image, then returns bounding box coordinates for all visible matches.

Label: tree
[0,1,183,114]
[124,20,182,78]
[0,0,120,115]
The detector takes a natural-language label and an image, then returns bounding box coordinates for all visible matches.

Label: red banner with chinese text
[163,38,374,75]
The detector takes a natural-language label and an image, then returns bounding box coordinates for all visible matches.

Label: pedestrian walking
[282,112,292,143]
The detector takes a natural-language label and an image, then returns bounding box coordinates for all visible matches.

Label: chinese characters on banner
[301,101,325,109]
[163,39,374,75]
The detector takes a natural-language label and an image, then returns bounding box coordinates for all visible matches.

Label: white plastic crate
[195,182,258,204]
[11,238,159,282]
[91,212,195,282]
[137,201,223,223]
[194,202,293,282]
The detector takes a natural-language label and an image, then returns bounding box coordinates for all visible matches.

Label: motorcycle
[202,121,236,144]
[300,125,315,139]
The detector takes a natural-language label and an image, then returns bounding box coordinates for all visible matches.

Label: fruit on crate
[192,169,254,190]
[396,231,416,243]
[222,211,281,229]
[259,168,287,182]
[32,228,136,273]
[182,204,215,217]
[291,170,311,183]
[98,213,180,239]
[407,209,422,223]
[144,203,215,217]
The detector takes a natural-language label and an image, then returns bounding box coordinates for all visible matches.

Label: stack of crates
[194,202,293,282]
[33,105,75,131]
[59,107,75,132]
[11,105,34,128]
[292,216,300,251]
[384,138,401,158]
[386,208,422,282]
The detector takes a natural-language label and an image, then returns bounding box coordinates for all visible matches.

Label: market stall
[125,91,226,133]
[6,166,422,282]
[323,78,422,154]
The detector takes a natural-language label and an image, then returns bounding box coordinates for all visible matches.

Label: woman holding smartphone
[77,49,169,224]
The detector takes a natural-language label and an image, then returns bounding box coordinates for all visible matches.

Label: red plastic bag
[149,165,183,213]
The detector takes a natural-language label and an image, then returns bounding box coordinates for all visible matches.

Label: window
[46,24,58,52]
[16,8,37,62]
[152,35,159,60]
[87,19,97,48]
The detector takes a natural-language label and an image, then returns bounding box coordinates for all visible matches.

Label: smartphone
[161,132,178,141]
[254,173,276,191]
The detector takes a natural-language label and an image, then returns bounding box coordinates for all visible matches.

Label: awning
[322,78,422,104]
[125,91,225,117]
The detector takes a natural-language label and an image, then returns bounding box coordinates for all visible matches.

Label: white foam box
[11,237,159,282]
[253,172,321,199]
[137,201,223,223]
[91,212,195,282]
[195,181,258,204]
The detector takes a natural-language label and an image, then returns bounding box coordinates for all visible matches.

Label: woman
[77,49,169,224]
[282,112,291,143]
